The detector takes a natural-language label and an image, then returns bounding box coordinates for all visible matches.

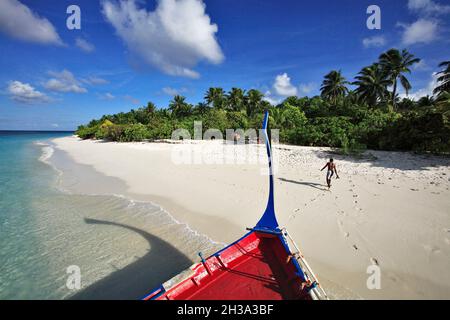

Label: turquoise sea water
[0,131,220,299]
[0,131,72,299]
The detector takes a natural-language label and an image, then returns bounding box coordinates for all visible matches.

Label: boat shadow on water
[69,218,193,300]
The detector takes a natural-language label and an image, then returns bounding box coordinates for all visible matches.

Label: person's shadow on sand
[278,178,329,191]
[69,218,193,300]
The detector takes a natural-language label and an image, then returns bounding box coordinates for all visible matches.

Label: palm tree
[433,61,450,96]
[194,102,210,115]
[379,49,420,107]
[320,70,349,105]
[169,95,192,118]
[245,89,264,116]
[416,95,434,108]
[269,106,284,128]
[227,88,246,111]
[204,87,226,109]
[353,64,390,106]
[145,101,156,114]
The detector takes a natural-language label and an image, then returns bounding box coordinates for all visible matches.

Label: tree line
[76,49,450,154]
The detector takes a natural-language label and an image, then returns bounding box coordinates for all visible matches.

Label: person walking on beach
[321,158,339,189]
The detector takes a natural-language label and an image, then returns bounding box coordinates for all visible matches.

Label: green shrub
[120,123,149,142]
[148,117,176,140]
[76,125,98,140]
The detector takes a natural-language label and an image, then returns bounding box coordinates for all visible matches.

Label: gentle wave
[37,140,224,248]
[35,141,54,163]
[39,146,54,162]
[36,141,226,281]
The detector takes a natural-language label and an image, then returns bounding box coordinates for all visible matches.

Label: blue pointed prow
[255,111,280,231]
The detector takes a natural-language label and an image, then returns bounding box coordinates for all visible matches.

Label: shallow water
[0,132,222,299]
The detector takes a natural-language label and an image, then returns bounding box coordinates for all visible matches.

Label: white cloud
[162,86,188,96]
[362,35,386,48]
[102,0,224,78]
[264,74,316,104]
[7,81,50,103]
[413,59,431,71]
[299,82,317,95]
[82,76,109,85]
[75,37,95,53]
[273,73,298,97]
[400,19,438,45]
[399,72,438,100]
[0,0,62,45]
[407,0,450,15]
[99,92,115,100]
[263,90,281,105]
[44,70,87,94]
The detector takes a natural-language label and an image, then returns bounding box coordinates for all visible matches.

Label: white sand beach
[52,136,450,300]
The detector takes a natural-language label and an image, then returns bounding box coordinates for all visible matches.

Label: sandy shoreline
[52,136,450,299]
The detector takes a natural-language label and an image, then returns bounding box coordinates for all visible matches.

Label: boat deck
[149,232,309,300]
[185,237,293,299]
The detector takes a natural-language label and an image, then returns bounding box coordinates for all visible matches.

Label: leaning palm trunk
[392,80,398,110]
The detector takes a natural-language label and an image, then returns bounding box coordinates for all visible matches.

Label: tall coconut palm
[433,61,450,96]
[379,49,420,107]
[245,89,264,116]
[416,95,434,108]
[353,64,390,106]
[169,95,192,118]
[194,102,210,115]
[320,70,349,105]
[145,101,156,114]
[227,88,246,111]
[204,87,226,109]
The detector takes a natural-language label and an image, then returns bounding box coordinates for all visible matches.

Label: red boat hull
[143,230,312,300]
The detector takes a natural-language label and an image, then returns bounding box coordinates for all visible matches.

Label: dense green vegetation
[76,49,450,154]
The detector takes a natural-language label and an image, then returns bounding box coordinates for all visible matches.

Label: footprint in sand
[344,232,350,238]
[370,258,379,266]
[387,273,398,283]
[352,245,358,250]
[353,194,358,198]
[294,208,300,213]
[423,244,441,254]
[410,188,419,192]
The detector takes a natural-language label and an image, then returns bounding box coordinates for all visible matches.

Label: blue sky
[0,0,448,130]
